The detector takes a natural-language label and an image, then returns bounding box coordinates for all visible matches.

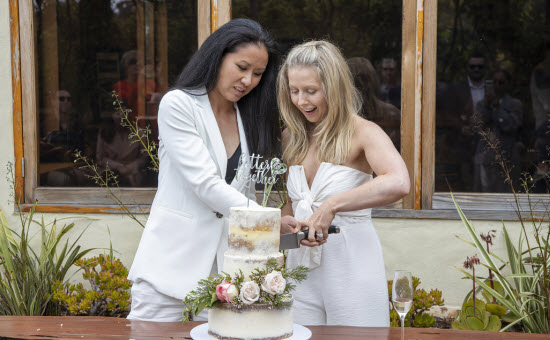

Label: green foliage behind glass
[233,0,402,59]
[388,276,445,328]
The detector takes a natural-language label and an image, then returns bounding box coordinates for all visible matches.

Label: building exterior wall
[0,2,527,311]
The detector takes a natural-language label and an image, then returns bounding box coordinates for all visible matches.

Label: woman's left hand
[281,215,301,234]
[299,201,335,247]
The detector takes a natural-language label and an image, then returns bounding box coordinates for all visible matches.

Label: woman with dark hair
[127,18,280,322]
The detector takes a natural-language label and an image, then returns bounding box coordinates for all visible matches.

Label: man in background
[436,52,488,191]
[379,57,401,110]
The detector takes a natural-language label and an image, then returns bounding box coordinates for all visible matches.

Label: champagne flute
[392,270,413,340]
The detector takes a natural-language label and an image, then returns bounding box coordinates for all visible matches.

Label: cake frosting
[223,207,284,280]
[208,298,293,340]
[208,206,293,340]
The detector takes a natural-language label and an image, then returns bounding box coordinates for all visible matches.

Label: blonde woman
[278,41,410,326]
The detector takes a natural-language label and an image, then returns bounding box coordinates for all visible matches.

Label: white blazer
[128,89,259,300]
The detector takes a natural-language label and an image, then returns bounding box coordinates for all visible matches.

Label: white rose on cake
[261,270,286,295]
[239,281,260,304]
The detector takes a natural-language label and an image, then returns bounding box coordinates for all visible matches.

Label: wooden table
[0,316,548,339]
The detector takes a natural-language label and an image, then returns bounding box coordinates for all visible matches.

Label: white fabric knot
[288,190,323,269]
[294,191,314,221]
[286,163,374,271]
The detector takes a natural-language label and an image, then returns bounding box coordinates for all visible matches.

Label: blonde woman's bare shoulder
[354,115,386,136]
[353,115,395,147]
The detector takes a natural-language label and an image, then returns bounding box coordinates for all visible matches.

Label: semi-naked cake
[208,206,293,340]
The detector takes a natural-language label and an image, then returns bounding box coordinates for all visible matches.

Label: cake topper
[235,154,288,207]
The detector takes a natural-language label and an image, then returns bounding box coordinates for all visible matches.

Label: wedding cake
[208,206,294,340]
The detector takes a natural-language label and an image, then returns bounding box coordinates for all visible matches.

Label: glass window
[232,0,403,151]
[436,1,548,193]
[36,0,197,188]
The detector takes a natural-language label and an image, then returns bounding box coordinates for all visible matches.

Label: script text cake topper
[235,154,287,207]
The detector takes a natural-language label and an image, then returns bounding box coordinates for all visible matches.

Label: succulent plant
[452,299,501,331]
[481,279,507,316]
[388,276,444,328]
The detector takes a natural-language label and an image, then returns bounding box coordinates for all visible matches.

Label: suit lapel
[231,104,250,192]
[195,92,227,179]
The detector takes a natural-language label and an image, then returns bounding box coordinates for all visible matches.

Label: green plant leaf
[465,315,484,330]
[211,292,218,304]
[456,267,519,317]
[485,315,502,332]
[500,310,521,324]
[452,196,517,302]
[486,303,507,316]
[0,198,98,316]
[452,319,468,330]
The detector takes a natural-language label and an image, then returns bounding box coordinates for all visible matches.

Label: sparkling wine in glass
[392,270,413,340]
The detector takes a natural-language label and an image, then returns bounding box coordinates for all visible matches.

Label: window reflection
[348,57,401,150]
[436,0,550,193]
[37,0,197,187]
[233,0,402,151]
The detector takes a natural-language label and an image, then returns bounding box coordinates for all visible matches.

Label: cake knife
[279,225,340,250]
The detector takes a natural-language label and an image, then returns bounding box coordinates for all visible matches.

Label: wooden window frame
[11,0,215,213]
[11,0,537,219]
[391,0,549,221]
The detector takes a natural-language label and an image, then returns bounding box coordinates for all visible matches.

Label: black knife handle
[302,225,340,239]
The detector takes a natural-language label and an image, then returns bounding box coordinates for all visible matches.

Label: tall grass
[453,119,550,333]
[0,163,94,315]
[454,197,549,333]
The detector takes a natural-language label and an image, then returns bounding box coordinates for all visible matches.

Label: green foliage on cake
[182,258,308,322]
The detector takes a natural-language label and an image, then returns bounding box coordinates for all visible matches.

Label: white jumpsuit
[286,162,390,327]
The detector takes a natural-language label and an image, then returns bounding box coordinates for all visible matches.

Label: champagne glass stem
[400,314,405,340]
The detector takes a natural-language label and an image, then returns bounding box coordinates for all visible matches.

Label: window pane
[36,0,197,188]
[233,0,402,152]
[436,1,548,193]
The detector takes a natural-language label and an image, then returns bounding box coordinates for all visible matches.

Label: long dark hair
[173,18,280,157]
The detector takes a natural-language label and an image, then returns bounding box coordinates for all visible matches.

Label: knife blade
[279,225,340,250]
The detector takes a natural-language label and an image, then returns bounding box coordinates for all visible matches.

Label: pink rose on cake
[261,270,286,295]
[216,282,238,303]
[239,281,260,305]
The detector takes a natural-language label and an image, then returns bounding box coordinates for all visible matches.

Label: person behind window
[278,40,410,327]
[530,43,550,192]
[43,90,86,158]
[95,110,148,187]
[347,57,401,150]
[113,50,160,122]
[378,57,401,109]
[127,18,280,322]
[473,69,523,192]
[437,52,488,191]
[41,90,89,186]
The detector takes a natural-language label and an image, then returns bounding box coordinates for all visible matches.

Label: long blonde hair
[277,41,361,166]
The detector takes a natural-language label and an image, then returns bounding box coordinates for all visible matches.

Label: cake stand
[190,323,312,340]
